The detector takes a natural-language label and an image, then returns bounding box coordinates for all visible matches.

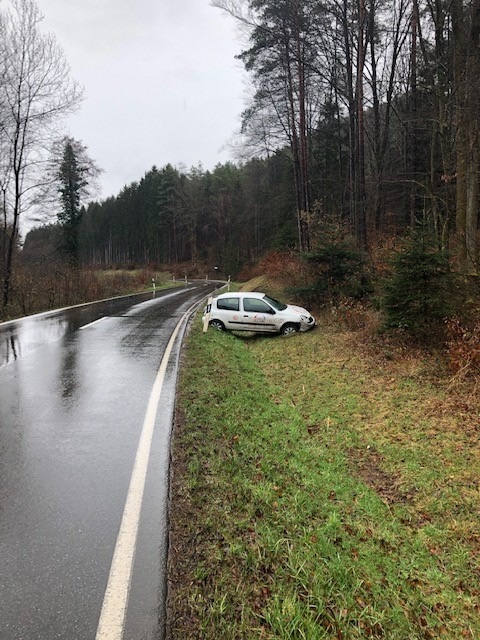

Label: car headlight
[300,315,309,323]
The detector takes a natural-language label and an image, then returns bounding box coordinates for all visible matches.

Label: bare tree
[355,0,367,247]
[0,0,82,309]
[365,0,411,231]
[213,0,321,252]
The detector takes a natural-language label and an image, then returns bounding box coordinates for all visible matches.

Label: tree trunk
[452,0,480,273]
[355,0,367,247]
[466,123,479,270]
[340,0,356,229]
[409,1,419,227]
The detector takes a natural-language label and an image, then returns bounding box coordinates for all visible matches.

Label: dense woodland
[3,0,480,330]
[24,158,298,276]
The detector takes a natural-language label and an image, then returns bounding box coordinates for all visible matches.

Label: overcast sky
[36,0,246,201]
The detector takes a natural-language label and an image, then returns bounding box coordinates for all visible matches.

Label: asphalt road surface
[0,282,220,640]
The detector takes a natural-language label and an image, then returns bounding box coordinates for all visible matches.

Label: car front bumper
[299,315,316,332]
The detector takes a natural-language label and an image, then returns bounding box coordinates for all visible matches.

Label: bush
[381,231,454,340]
[302,241,372,301]
[286,209,372,306]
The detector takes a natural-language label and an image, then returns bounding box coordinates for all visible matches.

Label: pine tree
[54,137,101,265]
[382,230,454,339]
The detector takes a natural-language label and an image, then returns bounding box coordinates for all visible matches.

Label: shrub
[287,208,373,306]
[302,241,372,301]
[381,231,454,340]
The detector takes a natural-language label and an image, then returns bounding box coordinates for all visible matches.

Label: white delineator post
[203,297,213,332]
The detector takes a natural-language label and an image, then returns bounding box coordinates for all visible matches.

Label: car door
[240,297,278,332]
[214,296,241,329]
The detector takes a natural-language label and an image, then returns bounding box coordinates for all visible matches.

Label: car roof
[216,291,266,299]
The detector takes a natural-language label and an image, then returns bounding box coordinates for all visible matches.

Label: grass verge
[167,315,480,639]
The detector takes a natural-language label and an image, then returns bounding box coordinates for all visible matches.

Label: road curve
[0,282,220,640]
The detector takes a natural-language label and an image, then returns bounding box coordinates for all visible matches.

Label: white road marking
[79,317,107,330]
[95,312,187,640]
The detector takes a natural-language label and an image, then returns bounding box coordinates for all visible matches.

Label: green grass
[167,317,480,639]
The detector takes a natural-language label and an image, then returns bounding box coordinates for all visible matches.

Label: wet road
[0,283,219,640]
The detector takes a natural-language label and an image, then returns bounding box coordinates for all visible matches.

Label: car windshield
[263,294,287,311]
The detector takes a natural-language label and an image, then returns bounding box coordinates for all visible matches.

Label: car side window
[243,298,274,313]
[217,297,240,311]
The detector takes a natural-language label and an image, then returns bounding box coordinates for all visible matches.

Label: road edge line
[95,312,187,640]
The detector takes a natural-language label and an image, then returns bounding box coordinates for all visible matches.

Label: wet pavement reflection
[0,290,162,367]
[0,282,221,640]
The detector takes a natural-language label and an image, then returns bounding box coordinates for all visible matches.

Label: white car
[204,291,316,335]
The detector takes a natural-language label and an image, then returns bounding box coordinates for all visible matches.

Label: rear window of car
[217,297,240,311]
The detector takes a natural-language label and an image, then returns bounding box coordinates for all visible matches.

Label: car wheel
[209,319,225,331]
[281,323,298,336]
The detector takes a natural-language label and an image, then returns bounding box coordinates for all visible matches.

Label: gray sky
[36,0,246,200]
